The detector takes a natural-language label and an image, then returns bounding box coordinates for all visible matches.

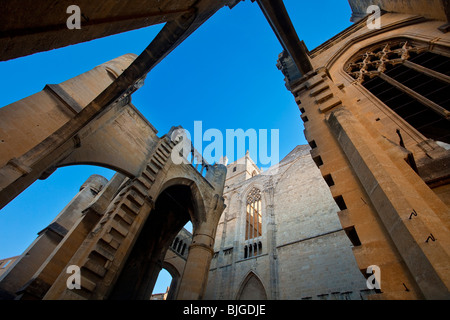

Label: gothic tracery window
[244,187,262,258]
[346,39,450,144]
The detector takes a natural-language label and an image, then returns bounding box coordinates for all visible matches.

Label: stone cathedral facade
[204,146,369,300]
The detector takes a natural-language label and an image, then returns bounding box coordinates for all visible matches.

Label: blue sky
[0,0,352,294]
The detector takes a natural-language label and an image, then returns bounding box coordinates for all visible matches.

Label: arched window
[346,39,450,144]
[177,240,183,253]
[246,188,262,241]
[244,187,262,258]
[172,237,179,250]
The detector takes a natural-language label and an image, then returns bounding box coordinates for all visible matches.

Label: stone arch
[157,177,207,232]
[162,260,182,300]
[54,102,160,179]
[341,36,450,146]
[240,184,266,230]
[323,16,435,72]
[108,179,202,300]
[241,182,266,208]
[236,271,268,300]
[237,183,267,260]
[343,37,439,80]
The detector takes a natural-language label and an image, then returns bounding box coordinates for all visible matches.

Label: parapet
[80,174,109,195]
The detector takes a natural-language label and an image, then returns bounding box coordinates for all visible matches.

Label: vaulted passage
[109,185,194,300]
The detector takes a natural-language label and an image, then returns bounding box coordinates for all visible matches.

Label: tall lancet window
[244,187,262,258]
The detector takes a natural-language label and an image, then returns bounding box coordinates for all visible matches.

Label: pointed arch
[236,271,267,300]
[157,177,207,231]
[245,187,262,241]
[237,183,267,260]
[344,37,450,144]
[241,181,267,209]
[322,16,434,73]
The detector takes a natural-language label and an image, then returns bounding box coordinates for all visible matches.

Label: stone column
[176,227,216,300]
[177,164,227,300]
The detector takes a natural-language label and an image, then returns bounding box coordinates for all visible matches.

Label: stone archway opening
[151,268,172,300]
[108,184,196,300]
[151,218,193,300]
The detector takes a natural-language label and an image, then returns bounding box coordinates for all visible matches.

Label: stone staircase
[51,136,176,299]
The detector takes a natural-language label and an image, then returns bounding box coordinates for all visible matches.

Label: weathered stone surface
[279,4,450,299]
[205,146,368,300]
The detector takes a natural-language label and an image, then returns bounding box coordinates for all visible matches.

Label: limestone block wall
[273,147,367,300]
[0,54,137,170]
[277,231,366,300]
[205,145,368,300]
[274,148,342,243]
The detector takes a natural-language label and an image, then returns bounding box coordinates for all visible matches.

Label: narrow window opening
[244,188,263,259]
[334,195,347,211]
[246,188,262,241]
[345,226,362,247]
[323,174,335,187]
[308,140,317,149]
[313,155,324,168]
[172,238,179,250]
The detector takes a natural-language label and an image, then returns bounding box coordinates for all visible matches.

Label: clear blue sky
[0,0,352,294]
